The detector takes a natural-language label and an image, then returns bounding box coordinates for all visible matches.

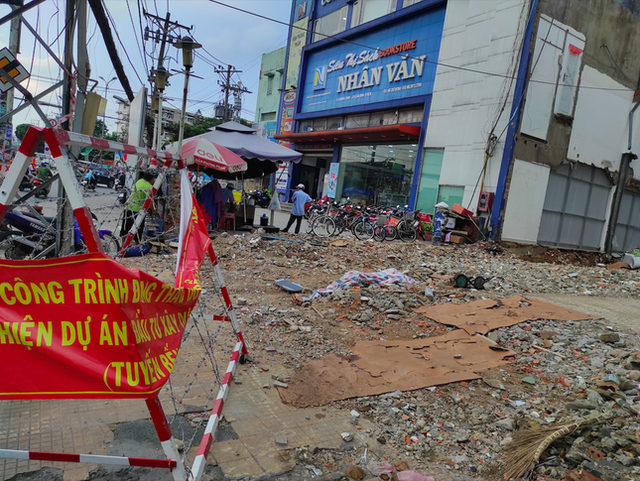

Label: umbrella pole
[242,173,247,224]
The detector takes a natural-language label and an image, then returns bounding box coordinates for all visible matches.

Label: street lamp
[174,36,202,154]
[153,65,168,152]
[99,76,117,138]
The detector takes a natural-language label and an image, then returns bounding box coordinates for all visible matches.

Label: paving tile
[253,452,295,475]
[210,439,251,463]
[218,456,264,477]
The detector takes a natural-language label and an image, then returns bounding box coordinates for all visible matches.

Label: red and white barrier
[0,127,249,481]
[0,449,176,470]
[190,339,244,480]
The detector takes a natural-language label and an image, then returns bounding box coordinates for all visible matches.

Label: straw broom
[502,412,608,481]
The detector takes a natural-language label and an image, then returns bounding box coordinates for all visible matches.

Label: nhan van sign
[300,8,445,113]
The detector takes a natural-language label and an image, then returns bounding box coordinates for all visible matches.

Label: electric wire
[206,0,634,93]
[125,0,149,75]
[102,0,145,85]
[602,43,639,88]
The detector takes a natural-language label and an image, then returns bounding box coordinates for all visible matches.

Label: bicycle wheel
[312,216,336,237]
[373,225,386,242]
[101,233,121,257]
[385,225,397,241]
[305,214,318,234]
[334,216,347,234]
[396,220,417,242]
[353,220,374,240]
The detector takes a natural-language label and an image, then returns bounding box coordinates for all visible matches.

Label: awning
[274,124,421,144]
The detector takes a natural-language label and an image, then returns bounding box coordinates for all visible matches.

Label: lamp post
[98,76,117,138]
[153,66,167,152]
[174,36,202,154]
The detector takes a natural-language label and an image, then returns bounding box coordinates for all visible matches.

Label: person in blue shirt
[222,182,236,212]
[282,183,312,234]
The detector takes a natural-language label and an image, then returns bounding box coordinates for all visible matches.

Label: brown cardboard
[448,235,466,244]
[278,330,515,407]
[414,296,599,335]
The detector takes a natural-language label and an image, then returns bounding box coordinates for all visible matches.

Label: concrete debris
[121,236,640,480]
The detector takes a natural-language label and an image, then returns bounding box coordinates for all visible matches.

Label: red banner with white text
[0,182,211,400]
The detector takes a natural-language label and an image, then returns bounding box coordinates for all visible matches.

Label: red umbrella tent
[178,137,247,174]
[179,121,302,179]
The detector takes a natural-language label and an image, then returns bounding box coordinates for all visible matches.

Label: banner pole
[146,396,190,481]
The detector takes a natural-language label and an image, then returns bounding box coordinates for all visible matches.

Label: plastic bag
[396,471,435,481]
[268,193,281,211]
[366,460,393,476]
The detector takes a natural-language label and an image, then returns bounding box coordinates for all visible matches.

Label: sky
[0,0,292,134]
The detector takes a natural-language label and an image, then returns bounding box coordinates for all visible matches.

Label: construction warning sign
[0,253,200,399]
[0,185,211,400]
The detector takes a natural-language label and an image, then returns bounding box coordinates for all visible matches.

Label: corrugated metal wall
[538,163,610,250]
[612,189,640,253]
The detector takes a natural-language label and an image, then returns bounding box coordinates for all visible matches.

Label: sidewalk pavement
[0,307,362,481]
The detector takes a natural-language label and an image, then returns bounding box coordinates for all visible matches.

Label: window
[345,114,370,129]
[437,185,464,208]
[416,149,443,213]
[327,117,342,130]
[403,0,424,7]
[300,119,314,132]
[266,75,274,96]
[337,143,416,206]
[352,0,395,28]
[261,112,276,122]
[313,6,348,43]
[313,118,327,131]
[398,107,423,124]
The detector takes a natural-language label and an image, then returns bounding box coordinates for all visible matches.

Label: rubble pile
[122,232,640,480]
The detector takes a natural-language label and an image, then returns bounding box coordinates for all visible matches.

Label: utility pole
[214,65,250,121]
[143,11,191,148]
[57,0,79,256]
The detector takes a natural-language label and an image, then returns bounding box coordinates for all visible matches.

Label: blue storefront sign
[300,8,445,114]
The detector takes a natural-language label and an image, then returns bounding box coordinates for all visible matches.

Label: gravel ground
[13,230,639,481]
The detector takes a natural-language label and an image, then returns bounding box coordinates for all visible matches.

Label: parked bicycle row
[302,198,431,242]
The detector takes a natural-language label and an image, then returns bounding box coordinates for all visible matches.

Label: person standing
[120,171,156,243]
[222,182,236,212]
[282,183,311,234]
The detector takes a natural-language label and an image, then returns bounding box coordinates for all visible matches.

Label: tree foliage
[164,116,223,141]
[15,123,31,141]
[94,119,109,138]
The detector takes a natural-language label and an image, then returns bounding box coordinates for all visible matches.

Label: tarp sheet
[414,295,598,335]
[308,268,417,300]
[278,330,515,407]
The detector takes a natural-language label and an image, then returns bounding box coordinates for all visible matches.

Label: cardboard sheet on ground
[278,330,515,407]
[414,296,598,335]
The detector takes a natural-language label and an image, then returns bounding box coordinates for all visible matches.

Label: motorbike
[117,187,130,205]
[19,175,31,191]
[1,208,120,260]
[81,171,97,191]
[31,178,50,198]
[248,189,271,208]
[18,175,50,198]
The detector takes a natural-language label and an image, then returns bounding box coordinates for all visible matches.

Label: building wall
[502,159,550,243]
[423,0,530,210]
[503,0,640,248]
[255,47,287,123]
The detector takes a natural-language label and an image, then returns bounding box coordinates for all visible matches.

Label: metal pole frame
[0,126,250,480]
